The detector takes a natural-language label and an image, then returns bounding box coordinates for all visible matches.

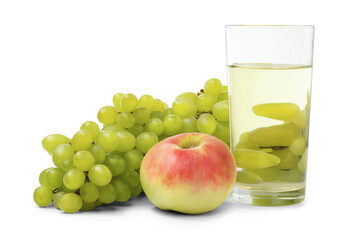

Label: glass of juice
[225,25,314,206]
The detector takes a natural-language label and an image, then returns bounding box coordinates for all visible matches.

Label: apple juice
[228,63,312,205]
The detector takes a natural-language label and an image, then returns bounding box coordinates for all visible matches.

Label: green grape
[217,91,229,101]
[96,130,119,153]
[290,136,306,156]
[111,179,131,202]
[124,149,144,169]
[237,171,263,184]
[60,184,77,193]
[80,201,96,211]
[163,114,183,136]
[144,118,164,136]
[172,98,197,118]
[73,151,96,172]
[79,182,99,203]
[133,107,150,124]
[104,155,126,176]
[42,134,70,155]
[112,93,124,111]
[97,106,118,125]
[80,121,100,140]
[175,92,198,103]
[39,167,55,187]
[120,93,139,112]
[128,123,145,137]
[204,78,222,96]
[71,130,93,151]
[213,120,230,144]
[52,144,75,168]
[101,123,125,132]
[33,186,53,207]
[117,112,135,128]
[212,100,229,122]
[136,132,159,153]
[116,131,136,152]
[293,110,307,129]
[53,191,65,209]
[150,111,165,121]
[221,85,228,92]
[182,116,198,133]
[138,94,156,111]
[130,183,142,198]
[97,184,116,204]
[197,113,217,134]
[163,107,175,116]
[120,169,140,187]
[61,160,75,172]
[153,99,165,112]
[297,147,308,174]
[88,164,112,186]
[196,93,217,112]
[89,144,106,164]
[233,149,281,169]
[45,168,65,189]
[58,193,83,213]
[63,169,86,190]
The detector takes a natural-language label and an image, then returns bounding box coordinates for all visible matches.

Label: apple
[140,132,236,214]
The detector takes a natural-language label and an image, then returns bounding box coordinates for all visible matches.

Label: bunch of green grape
[33,78,230,213]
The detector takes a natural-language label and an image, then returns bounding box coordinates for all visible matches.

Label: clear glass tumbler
[225,25,314,206]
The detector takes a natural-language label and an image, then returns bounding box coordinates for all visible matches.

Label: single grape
[120,169,140,187]
[117,112,135,128]
[42,134,70,155]
[197,113,217,134]
[39,167,55,187]
[101,123,125,132]
[112,93,124,111]
[150,111,165,121]
[96,130,119,153]
[124,149,144,169]
[73,151,96,172]
[33,186,53,207]
[153,99,165,112]
[163,114,183,136]
[71,130,93,151]
[138,94,156,111]
[196,93,217,112]
[61,160,75,172]
[172,98,197,118]
[133,107,150,124]
[88,164,112,186]
[204,78,222,96]
[136,132,159,153]
[58,193,83,213]
[213,121,230,144]
[97,106,118,125]
[89,144,106,164]
[163,108,175,117]
[45,168,65,189]
[144,118,164,136]
[182,116,198,133]
[97,184,116,204]
[116,131,136,152]
[53,191,65,209]
[212,100,229,122]
[120,93,139,112]
[111,179,131,202]
[63,169,86,190]
[52,144,75,168]
[80,182,99,203]
[80,121,100,140]
[290,136,306,156]
[217,91,228,101]
[80,201,96,211]
[104,155,126,176]
[130,183,142,197]
[175,92,198,103]
[128,123,145,137]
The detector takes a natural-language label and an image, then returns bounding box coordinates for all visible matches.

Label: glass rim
[225,24,314,28]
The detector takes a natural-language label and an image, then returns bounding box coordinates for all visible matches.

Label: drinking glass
[225,25,314,206]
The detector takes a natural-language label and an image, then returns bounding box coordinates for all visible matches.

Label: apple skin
[140,132,236,214]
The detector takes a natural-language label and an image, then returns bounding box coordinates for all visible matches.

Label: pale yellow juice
[228,63,312,200]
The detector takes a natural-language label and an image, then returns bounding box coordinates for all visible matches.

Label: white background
[0,0,354,239]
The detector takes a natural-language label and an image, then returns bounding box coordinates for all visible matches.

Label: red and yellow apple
[140,133,236,214]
